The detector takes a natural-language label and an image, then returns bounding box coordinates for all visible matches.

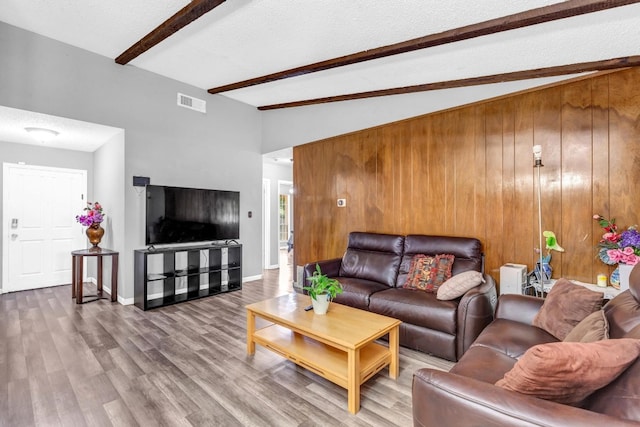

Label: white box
[500,263,528,295]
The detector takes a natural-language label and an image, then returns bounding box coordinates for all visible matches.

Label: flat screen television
[145,185,240,245]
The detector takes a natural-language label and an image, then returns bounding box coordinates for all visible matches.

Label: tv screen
[145,185,240,245]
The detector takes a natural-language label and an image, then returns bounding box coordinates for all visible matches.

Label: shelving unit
[134,243,242,310]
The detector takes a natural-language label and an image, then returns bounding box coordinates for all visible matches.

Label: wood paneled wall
[293,68,640,286]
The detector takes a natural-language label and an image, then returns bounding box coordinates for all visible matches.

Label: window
[279,194,290,243]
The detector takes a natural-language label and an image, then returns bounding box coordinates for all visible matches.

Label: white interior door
[3,163,87,292]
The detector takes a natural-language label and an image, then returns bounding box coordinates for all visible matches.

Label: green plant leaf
[304,263,343,301]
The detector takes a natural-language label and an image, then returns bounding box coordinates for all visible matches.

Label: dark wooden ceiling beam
[209,0,640,94]
[116,0,226,65]
[257,56,640,110]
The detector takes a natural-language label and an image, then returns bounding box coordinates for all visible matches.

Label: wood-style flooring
[0,258,453,427]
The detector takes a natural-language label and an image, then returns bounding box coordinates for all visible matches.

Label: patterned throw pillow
[403,254,455,293]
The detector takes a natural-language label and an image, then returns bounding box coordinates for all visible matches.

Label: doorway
[2,163,87,292]
[278,180,293,268]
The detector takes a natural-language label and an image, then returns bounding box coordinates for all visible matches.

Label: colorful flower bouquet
[76,202,104,227]
[593,214,640,266]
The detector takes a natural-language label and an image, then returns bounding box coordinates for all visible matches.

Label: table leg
[72,255,77,299]
[246,309,256,355]
[97,256,103,297]
[77,256,84,304]
[347,348,361,414]
[389,325,399,379]
[111,254,118,302]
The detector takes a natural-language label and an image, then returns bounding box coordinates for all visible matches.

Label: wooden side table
[71,248,119,304]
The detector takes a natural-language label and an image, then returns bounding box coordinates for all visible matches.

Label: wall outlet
[337,198,346,207]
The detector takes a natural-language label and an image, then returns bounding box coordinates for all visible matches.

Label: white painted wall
[93,131,125,299]
[1,22,263,301]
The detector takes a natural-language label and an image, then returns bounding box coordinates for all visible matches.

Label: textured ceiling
[3,0,640,108]
[2,1,640,151]
[0,106,123,152]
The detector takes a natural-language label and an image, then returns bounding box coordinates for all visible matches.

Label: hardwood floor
[0,259,453,427]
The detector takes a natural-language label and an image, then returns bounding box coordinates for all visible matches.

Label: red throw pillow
[403,254,454,293]
[495,339,640,405]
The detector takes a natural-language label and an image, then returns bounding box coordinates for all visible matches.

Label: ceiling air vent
[177,93,206,113]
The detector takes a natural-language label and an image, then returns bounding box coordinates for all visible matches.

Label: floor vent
[177,93,206,113]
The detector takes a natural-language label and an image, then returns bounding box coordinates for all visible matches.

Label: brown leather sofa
[412,264,640,426]
[302,232,497,362]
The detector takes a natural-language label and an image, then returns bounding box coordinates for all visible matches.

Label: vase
[534,261,552,284]
[610,266,620,289]
[618,263,634,292]
[311,293,331,315]
[86,223,104,248]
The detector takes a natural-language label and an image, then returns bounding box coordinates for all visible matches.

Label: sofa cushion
[602,291,640,338]
[369,288,458,334]
[332,277,389,311]
[450,345,519,385]
[495,339,640,405]
[532,278,603,340]
[403,254,454,292]
[437,270,485,300]
[339,232,404,287]
[586,324,640,419]
[564,310,609,343]
[470,318,558,359]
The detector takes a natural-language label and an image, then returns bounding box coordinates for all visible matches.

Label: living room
[2,1,640,426]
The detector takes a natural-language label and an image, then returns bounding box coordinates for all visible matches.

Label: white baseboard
[243,274,262,282]
[85,276,132,305]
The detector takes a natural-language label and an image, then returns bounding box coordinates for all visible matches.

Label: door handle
[11,233,18,239]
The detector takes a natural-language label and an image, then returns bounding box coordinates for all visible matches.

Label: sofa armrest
[413,369,638,427]
[301,258,342,293]
[495,294,545,325]
[456,273,497,359]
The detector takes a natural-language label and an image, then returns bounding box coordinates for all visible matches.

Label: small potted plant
[303,264,343,315]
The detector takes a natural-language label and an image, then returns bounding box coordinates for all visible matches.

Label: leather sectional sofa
[412,264,640,426]
[302,232,497,362]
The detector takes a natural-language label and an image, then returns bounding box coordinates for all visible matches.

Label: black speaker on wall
[133,176,150,187]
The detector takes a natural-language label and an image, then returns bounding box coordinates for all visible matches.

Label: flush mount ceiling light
[24,127,59,143]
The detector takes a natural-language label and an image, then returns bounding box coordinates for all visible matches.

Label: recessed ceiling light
[24,127,59,143]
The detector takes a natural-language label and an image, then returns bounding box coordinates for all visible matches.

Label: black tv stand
[134,243,242,310]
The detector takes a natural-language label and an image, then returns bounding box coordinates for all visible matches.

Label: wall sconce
[25,127,59,144]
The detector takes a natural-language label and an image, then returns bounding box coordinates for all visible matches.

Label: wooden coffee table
[246,293,401,414]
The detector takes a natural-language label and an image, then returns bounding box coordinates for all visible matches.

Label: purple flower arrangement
[593,214,640,266]
[76,202,104,227]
